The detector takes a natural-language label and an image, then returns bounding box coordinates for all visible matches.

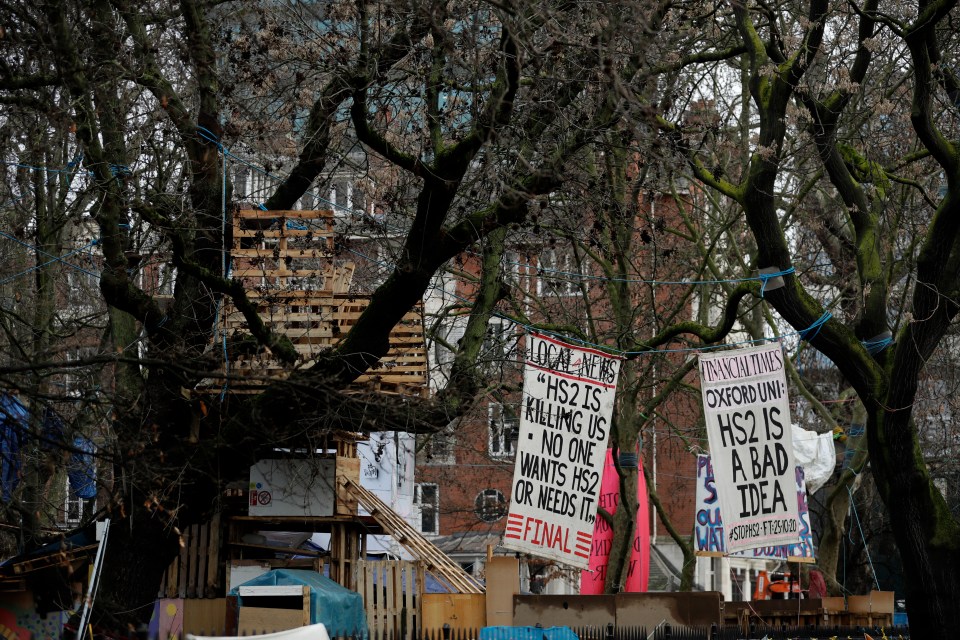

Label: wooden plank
[189,524,200,598]
[303,585,311,626]
[392,560,403,635]
[197,521,209,597]
[230,248,335,258]
[237,209,334,219]
[10,544,99,574]
[365,561,380,638]
[230,268,337,278]
[228,542,325,557]
[166,554,179,599]
[415,562,426,639]
[207,513,221,596]
[178,530,189,599]
[239,585,306,597]
[234,229,333,238]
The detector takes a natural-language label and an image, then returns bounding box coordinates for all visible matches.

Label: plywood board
[421,593,486,632]
[485,557,519,627]
[237,607,308,635]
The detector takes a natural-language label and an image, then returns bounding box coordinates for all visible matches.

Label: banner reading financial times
[699,343,800,553]
[504,333,621,569]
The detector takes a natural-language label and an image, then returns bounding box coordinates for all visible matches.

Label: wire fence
[126,624,913,640]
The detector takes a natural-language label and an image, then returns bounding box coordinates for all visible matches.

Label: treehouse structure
[221,208,428,395]
[156,210,480,637]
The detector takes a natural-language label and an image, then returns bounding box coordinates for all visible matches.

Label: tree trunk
[93,511,182,632]
[869,406,960,636]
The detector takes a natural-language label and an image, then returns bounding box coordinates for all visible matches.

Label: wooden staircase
[340,479,485,594]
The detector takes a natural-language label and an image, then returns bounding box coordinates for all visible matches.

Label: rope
[848,485,881,591]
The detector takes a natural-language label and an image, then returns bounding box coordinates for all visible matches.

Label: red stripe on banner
[530,332,625,360]
[527,363,618,389]
[574,551,590,559]
[504,532,521,540]
[508,514,524,520]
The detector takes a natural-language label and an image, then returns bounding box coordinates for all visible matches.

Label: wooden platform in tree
[211,210,428,396]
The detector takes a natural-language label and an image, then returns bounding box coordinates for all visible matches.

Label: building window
[488,402,519,459]
[482,318,518,360]
[59,476,94,527]
[415,483,439,535]
[417,424,455,465]
[481,318,519,379]
[475,488,506,523]
[537,248,585,296]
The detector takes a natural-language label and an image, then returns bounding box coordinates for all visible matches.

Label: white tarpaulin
[791,424,836,494]
[699,343,801,553]
[503,332,621,569]
[187,623,330,640]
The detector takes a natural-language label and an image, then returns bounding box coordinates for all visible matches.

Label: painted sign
[695,454,815,561]
[580,448,650,593]
[699,343,800,552]
[248,458,335,517]
[504,333,621,569]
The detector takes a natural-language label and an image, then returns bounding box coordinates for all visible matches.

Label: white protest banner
[504,333,621,569]
[694,454,815,561]
[698,343,800,552]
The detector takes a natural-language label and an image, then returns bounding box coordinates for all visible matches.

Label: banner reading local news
[695,454,815,561]
[504,333,621,569]
[699,343,800,552]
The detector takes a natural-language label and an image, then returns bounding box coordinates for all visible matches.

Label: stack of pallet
[220,210,427,396]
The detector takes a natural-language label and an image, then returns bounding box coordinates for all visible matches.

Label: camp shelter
[230,568,366,636]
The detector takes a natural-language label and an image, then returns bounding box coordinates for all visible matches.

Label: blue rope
[0,231,100,278]
[196,125,232,400]
[848,486,881,591]
[862,335,893,355]
[0,235,101,284]
[799,311,832,342]
[342,245,834,358]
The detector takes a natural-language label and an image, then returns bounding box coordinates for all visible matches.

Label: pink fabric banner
[580,448,650,593]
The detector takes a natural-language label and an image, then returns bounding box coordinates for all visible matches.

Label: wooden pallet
[231,209,340,290]
[159,514,221,599]
[358,559,423,640]
[222,294,427,394]
[213,210,427,396]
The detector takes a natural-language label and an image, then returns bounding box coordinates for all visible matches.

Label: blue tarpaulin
[0,394,98,502]
[480,627,579,640]
[0,394,28,502]
[230,569,367,637]
[68,435,97,499]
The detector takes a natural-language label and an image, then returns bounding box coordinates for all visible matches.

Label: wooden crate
[237,584,310,635]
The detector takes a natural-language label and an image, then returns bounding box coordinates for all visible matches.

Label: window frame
[488,402,519,459]
[415,483,440,535]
